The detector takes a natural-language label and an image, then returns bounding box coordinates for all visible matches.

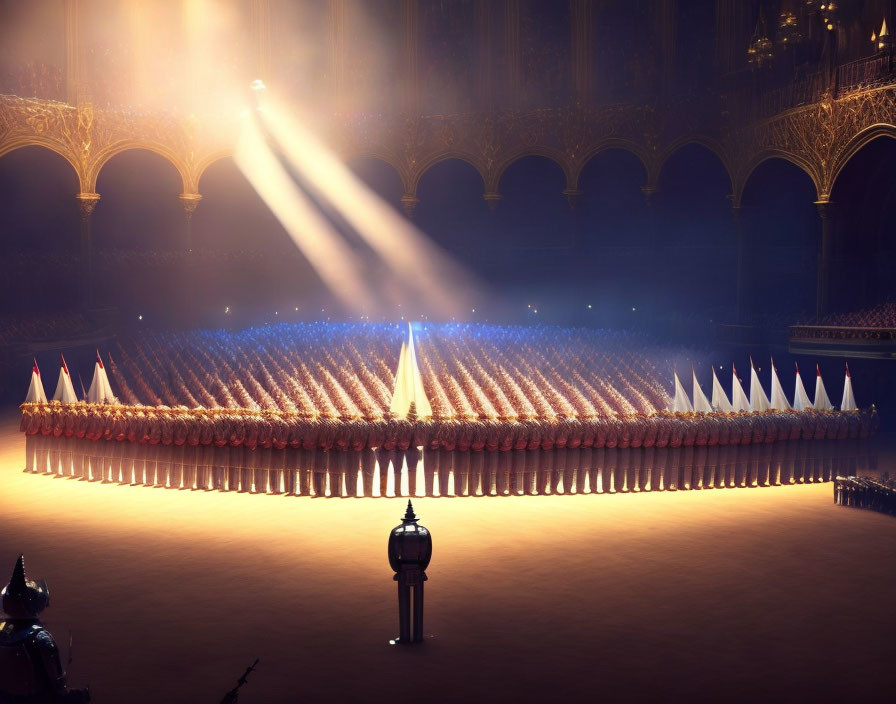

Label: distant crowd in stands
[4,248,264,270]
[806,301,896,328]
[0,313,96,347]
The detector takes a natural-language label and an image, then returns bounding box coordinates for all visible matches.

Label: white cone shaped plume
[841,363,857,411]
[390,341,409,415]
[87,351,117,404]
[793,364,812,411]
[711,368,732,413]
[390,323,431,419]
[692,369,713,413]
[769,359,791,411]
[25,358,47,404]
[749,360,770,412]
[52,354,78,403]
[731,365,751,412]
[672,371,693,413]
[813,364,833,411]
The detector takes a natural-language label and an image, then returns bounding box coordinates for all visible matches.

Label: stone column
[816,200,835,319]
[564,188,583,250]
[475,0,492,108]
[64,0,84,104]
[402,0,420,115]
[642,184,661,286]
[570,0,593,104]
[329,0,347,113]
[483,192,502,213]
[731,204,746,324]
[76,193,100,308]
[179,193,202,253]
[563,188,584,210]
[504,0,521,107]
[400,194,419,219]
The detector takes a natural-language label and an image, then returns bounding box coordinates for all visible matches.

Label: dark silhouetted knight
[388,501,432,644]
[0,555,89,703]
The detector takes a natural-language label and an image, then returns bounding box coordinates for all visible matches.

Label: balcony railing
[837,53,895,94]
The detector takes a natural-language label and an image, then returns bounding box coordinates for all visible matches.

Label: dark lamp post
[388,500,432,644]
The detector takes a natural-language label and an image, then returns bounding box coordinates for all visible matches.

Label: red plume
[845,362,851,378]
[816,364,821,377]
[60,354,69,375]
[32,358,39,376]
[96,349,103,369]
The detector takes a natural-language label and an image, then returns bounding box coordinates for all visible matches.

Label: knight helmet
[1,555,50,619]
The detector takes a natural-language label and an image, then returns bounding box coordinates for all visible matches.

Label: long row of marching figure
[671,360,857,414]
[25,434,872,497]
[19,401,876,452]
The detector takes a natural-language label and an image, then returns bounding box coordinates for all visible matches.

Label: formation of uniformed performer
[17,400,875,457]
[24,427,870,498]
[834,474,896,515]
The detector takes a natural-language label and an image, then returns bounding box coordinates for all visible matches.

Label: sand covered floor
[1,414,895,703]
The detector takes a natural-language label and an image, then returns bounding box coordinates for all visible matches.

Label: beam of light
[234,119,374,310]
[255,97,479,320]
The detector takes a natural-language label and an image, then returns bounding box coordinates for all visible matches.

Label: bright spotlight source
[250,79,266,92]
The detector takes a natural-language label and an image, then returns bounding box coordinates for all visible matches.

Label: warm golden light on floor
[1,416,895,703]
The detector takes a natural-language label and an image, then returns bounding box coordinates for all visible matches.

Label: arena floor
[1,412,895,703]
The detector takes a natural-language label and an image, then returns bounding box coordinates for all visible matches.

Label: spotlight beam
[234,119,374,310]
[253,96,479,319]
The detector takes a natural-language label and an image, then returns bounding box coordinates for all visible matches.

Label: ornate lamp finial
[403,499,418,523]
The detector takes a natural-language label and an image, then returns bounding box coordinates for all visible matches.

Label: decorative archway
[89,142,192,195]
[415,158,492,267]
[0,139,85,191]
[569,139,652,194]
[655,135,734,194]
[828,123,896,196]
[489,149,571,196]
[739,155,820,319]
[347,154,410,216]
[733,150,822,208]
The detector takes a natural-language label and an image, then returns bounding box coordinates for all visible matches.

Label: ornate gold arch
[2,84,896,214]
[653,135,735,194]
[488,148,572,194]
[0,138,84,190]
[828,122,896,196]
[88,141,193,194]
[568,139,652,192]
[732,149,822,208]
[193,149,237,191]
[410,152,487,195]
